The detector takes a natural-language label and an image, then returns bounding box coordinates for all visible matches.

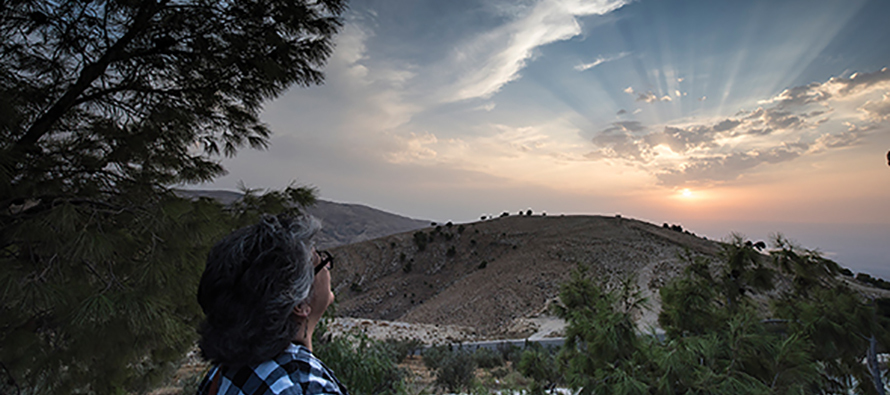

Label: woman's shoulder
[274,344,348,395]
[196,345,347,395]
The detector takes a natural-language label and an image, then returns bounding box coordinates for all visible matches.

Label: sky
[203,0,890,279]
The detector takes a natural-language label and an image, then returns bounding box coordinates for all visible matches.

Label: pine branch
[13,0,170,152]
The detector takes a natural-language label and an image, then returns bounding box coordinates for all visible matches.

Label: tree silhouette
[0,0,345,393]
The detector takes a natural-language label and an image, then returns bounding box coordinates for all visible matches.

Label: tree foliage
[552,236,889,395]
[0,0,345,393]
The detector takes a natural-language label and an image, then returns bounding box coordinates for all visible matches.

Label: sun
[681,188,693,198]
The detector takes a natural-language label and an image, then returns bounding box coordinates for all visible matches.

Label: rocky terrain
[328,214,724,338]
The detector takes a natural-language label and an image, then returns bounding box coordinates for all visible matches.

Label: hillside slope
[329,214,723,338]
[174,189,430,248]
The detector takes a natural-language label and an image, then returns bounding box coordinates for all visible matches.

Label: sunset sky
[204,0,890,278]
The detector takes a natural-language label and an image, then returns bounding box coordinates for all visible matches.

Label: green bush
[382,338,424,363]
[422,344,451,370]
[434,349,477,393]
[495,342,523,367]
[472,347,504,369]
[518,345,560,395]
[315,333,409,395]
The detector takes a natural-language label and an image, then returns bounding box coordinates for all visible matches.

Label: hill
[328,214,725,338]
[174,189,430,249]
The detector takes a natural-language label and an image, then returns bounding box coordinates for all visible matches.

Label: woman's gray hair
[197,213,321,366]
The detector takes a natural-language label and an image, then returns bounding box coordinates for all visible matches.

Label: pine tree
[552,237,886,394]
[0,0,345,393]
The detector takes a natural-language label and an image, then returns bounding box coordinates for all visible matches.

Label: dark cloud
[712,119,742,132]
[616,109,627,115]
[745,107,804,130]
[591,121,649,161]
[744,128,773,136]
[636,91,658,103]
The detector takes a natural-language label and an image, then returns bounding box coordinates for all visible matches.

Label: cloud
[656,146,805,186]
[635,91,658,103]
[645,125,718,153]
[574,51,631,71]
[744,107,804,130]
[586,68,890,186]
[475,102,498,112]
[386,132,439,164]
[616,109,627,115]
[590,121,649,161]
[859,93,890,121]
[759,67,890,108]
[446,0,630,101]
[712,119,742,132]
[626,88,673,103]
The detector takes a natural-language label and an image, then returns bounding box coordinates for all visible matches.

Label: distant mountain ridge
[174,189,430,249]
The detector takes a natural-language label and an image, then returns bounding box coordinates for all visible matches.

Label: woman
[195,214,348,395]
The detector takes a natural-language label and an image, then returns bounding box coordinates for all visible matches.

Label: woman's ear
[292,302,312,319]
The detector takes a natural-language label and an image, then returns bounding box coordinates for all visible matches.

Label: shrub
[478,261,488,269]
[496,342,523,366]
[446,246,457,257]
[458,224,466,234]
[518,346,560,395]
[472,347,505,369]
[422,345,451,370]
[413,231,428,251]
[383,338,425,363]
[435,349,477,393]
[316,333,409,395]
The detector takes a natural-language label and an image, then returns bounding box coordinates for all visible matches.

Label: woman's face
[307,250,335,321]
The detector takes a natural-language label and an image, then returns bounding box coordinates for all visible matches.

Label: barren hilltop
[328,214,724,339]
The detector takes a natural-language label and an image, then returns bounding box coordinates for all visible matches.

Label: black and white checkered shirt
[196,344,349,395]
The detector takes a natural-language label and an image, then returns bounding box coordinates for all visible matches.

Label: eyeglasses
[314,250,334,274]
